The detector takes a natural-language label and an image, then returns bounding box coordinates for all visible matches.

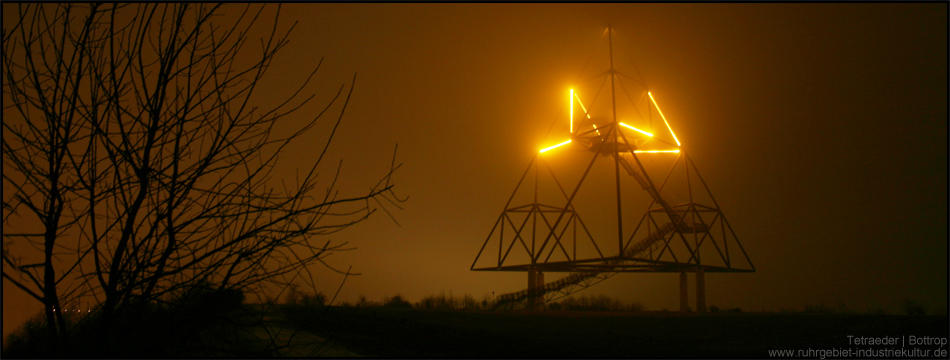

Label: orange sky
[3,3,947,339]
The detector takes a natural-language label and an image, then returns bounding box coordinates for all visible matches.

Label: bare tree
[2,3,104,344]
[2,3,403,348]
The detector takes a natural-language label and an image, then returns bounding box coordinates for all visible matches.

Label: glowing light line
[648,92,681,146]
[574,93,592,119]
[618,122,653,137]
[633,149,680,154]
[540,139,572,153]
[570,89,574,134]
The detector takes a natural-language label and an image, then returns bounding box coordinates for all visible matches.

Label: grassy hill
[283,306,949,358]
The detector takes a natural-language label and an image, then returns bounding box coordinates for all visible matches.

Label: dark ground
[286,307,949,358]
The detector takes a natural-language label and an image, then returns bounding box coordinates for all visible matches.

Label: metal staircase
[490,140,708,311]
[491,221,676,311]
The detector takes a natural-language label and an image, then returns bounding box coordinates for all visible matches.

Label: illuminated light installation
[633,149,679,154]
[618,122,653,137]
[473,26,753,314]
[648,91,681,146]
[540,139,572,153]
[576,92,673,151]
[574,93,592,119]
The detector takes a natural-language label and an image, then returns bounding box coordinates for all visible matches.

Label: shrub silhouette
[382,295,413,308]
[903,300,926,316]
[550,294,644,311]
[2,286,267,358]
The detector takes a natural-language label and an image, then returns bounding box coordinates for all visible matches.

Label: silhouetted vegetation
[278,302,949,358]
[2,3,401,353]
[265,290,950,357]
[416,292,488,310]
[280,285,329,323]
[708,305,743,313]
[3,312,71,357]
[903,299,927,316]
[3,286,276,357]
[281,290,651,313]
[285,284,328,309]
[804,300,851,314]
[865,306,892,315]
[549,294,645,312]
[382,294,413,308]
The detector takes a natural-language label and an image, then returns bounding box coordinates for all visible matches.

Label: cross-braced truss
[470,27,754,311]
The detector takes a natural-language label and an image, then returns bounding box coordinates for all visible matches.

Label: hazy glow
[592,124,601,135]
[540,139,572,153]
[618,122,654,137]
[570,89,574,134]
[633,149,680,154]
[648,92,682,146]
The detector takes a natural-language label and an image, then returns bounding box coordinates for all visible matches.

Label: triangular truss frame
[470,27,754,310]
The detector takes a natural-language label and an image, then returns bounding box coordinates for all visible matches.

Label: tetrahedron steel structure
[471,27,754,311]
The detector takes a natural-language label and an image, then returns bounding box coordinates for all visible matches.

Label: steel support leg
[537,271,544,312]
[528,269,538,311]
[696,266,706,313]
[680,272,689,313]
